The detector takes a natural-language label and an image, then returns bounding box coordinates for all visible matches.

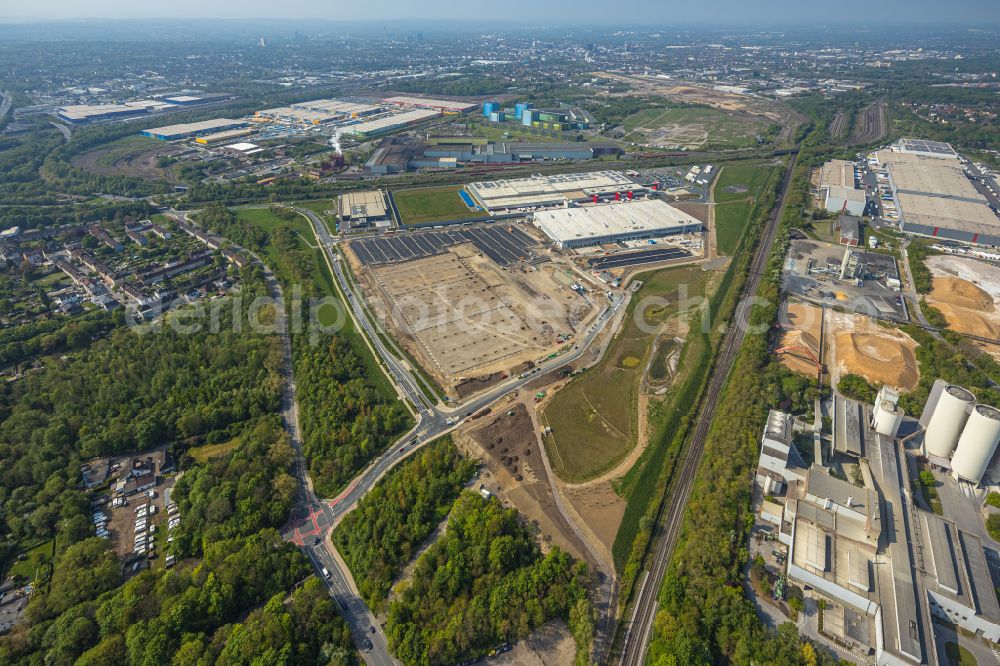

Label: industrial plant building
[755,384,1000,665]
[877,139,1000,246]
[363,135,620,175]
[140,118,249,141]
[338,191,389,227]
[532,199,702,249]
[466,171,646,212]
[342,109,441,139]
[482,101,594,131]
[382,96,478,114]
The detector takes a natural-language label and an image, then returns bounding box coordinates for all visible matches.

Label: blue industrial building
[482,101,501,117]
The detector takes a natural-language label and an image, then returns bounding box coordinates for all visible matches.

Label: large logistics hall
[253,99,381,126]
[467,171,646,212]
[382,96,478,114]
[533,199,702,249]
[140,118,249,141]
[877,140,1000,245]
[342,109,441,139]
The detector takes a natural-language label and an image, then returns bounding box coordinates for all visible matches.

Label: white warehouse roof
[534,199,701,248]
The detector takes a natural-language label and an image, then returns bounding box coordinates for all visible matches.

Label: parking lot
[588,247,692,270]
[349,225,539,268]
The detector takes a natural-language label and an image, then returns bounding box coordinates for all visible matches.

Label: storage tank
[924,384,975,458]
[951,405,1000,484]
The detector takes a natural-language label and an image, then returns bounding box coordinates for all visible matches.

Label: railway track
[618,149,799,666]
[849,101,887,146]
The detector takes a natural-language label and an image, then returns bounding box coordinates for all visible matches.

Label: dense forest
[198,204,412,497]
[386,492,594,666]
[295,339,413,497]
[169,418,299,558]
[333,437,477,610]
[0,530,356,665]
[0,270,280,562]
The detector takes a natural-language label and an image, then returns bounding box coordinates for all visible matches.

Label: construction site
[346,236,602,395]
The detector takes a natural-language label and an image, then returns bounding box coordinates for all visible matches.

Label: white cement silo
[924,385,975,459]
[953,404,1000,484]
[872,385,903,438]
[873,399,904,438]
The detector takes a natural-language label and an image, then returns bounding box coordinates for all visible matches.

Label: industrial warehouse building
[382,96,478,114]
[140,118,249,141]
[58,101,175,124]
[57,93,233,125]
[532,199,701,249]
[194,128,255,145]
[467,171,645,212]
[342,109,441,139]
[818,159,866,216]
[338,191,389,227]
[876,142,1000,246]
[253,99,381,126]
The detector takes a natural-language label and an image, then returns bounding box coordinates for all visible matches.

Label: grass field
[189,438,241,464]
[542,266,714,482]
[467,120,604,144]
[713,165,778,255]
[295,200,338,233]
[621,106,769,149]
[5,540,54,581]
[392,185,473,225]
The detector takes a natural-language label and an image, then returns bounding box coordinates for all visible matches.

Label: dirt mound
[931,277,995,312]
[835,330,919,390]
[933,302,1000,340]
[778,302,823,376]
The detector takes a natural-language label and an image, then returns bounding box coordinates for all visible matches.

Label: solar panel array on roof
[897,138,958,157]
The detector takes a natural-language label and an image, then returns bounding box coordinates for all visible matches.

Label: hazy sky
[3,0,998,24]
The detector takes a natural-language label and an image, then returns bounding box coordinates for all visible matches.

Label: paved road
[618,151,800,666]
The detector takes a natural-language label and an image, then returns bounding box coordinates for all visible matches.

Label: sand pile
[931,277,995,312]
[924,256,1000,341]
[835,330,919,390]
[778,302,823,376]
[932,303,1000,340]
